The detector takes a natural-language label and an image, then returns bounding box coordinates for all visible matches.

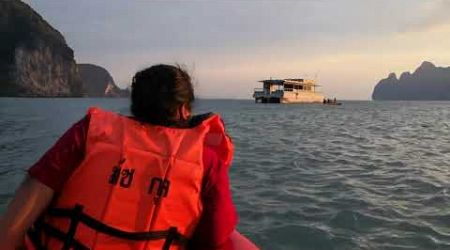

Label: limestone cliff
[372,61,450,100]
[78,64,129,97]
[0,0,83,97]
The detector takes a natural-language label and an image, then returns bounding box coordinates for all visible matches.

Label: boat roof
[258,79,285,85]
[258,78,318,85]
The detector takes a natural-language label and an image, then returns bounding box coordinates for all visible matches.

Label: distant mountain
[0,0,83,97]
[372,61,450,100]
[78,64,129,97]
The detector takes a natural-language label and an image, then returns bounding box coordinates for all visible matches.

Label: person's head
[131,64,194,126]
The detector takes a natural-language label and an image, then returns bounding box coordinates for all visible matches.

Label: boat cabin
[253,78,324,103]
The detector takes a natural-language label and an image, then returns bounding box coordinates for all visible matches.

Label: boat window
[284,84,293,91]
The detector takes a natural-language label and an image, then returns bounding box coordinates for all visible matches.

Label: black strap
[162,227,178,250]
[32,205,188,249]
[62,204,83,250]
[27,225,46,250]
[47,207,187,242]
[39,222,90,250]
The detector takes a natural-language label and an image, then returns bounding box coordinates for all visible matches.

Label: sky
[24,0,450,100]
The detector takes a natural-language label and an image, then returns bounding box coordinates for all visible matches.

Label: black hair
[130,64,194,126]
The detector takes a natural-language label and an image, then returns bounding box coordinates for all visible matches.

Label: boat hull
[254,92,324,104]
[281,91,325,104]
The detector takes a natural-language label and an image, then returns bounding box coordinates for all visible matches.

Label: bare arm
[0,176,54,250]
[0,116,88,249]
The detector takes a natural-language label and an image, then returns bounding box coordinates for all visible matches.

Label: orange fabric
[30,107,233,250]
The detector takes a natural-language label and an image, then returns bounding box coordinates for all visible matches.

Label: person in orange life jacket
[0,64,238,250]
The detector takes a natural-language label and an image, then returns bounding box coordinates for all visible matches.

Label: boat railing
[286,88,321,93]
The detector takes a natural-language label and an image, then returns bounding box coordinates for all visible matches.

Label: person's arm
[0,177,54,250]
[188,147,239,250]
[0,115,89,249]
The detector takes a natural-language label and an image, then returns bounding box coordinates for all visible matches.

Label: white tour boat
[253,78,325,103]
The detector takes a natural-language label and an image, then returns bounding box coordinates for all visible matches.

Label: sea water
[0,98,449,249]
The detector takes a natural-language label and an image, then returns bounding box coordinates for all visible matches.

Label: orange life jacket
[27,107,233,250]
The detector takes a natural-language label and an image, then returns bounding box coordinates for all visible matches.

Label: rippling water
[1,98,449,249]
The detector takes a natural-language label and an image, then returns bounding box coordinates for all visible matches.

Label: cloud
[399,0,450,32]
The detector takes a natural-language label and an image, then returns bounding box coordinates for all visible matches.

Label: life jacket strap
[30,221,90,250]
[27,219,48,250]
[30,204,188,250]
[62,204,83,250]
[27,213,89,250]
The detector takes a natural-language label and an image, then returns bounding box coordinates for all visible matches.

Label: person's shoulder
[203,143,219,161]
[81,112,92,123]
[189,112,215,127]
[74,113,91,132]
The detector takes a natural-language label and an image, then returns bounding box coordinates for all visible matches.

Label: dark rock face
[0,0,83,97]
[372,61,450,100]
[78,64,129,97]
